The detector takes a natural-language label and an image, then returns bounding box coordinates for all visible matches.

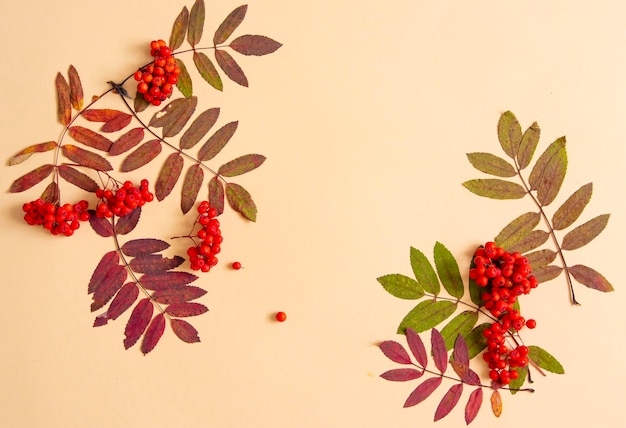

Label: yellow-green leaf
[397,300,456,334]
[517,121,540,169]
[193,51,223,91]
[528,136,567,206]
[433,242,463,299]
[494,212,540,253]
[466,152,516,177]
[462,179,526,199]
[552,183,593,230]
[175,58,193,98]
[497,111,521,159]
[528,346,565,374]
[410,247,439,295]
[377,274,425,300]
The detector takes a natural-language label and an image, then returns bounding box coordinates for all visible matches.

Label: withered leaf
[524,249,557,269]
[552,183,593,230]
[139,271,198,290]
[568,264,614,292]
[9,164,54,193]
[404,377,443,408]
[187,0,205,47]
[114,206,142,235]
[181,164,204,214]
[40,181,60,203]
[497,111,522,159]
[8,141,57,166]
[123,298,153,349]
[55,72,71,125]
[397,300,456,334]
[528,136,567,206]
[225,182,257,221]
[101,112,132,133]
[165,302,208,317]
[155,153,184,201]
[431,328,448,373]
[151,285,207,304]
[208,175,225,215]
[170,318,200,343]
[379,340,412,365]
[57,165,99,192]
[68,65,84,110]
[505,229,549,254]
[198,121,238,161]
[380,368,423,382]
[214,5,247,45]
[62,144,112,171]
[229,35,283,56]
[134,93,149,113]
[82,109,127,122]
[494,211,540,252]
[465,388,483,425]
[405,328,428,368]
[87,251,119,294]
[434,384,463,422]
[69,126,113,151]
[109,128,145,156]
[218,154,266,177]
[561,214,609,251]
[88,210,114,237]
[463,179,526,199]
[180,107,220,149]
[170,6,189,50]
[121,239,170,257]
[490,390,503,417]
[215,49,249,87]
[175,58,193,97]
[532,265,563,283]
[120,140,162,172]
[141,313,166,355]
[466,152,516,177]
[129,254,185,274]
[193,51,223,91]
[150,97,198,138]
[517,121,540,170]
[91,264,127,312]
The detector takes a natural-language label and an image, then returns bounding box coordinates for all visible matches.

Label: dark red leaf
[230,35,282,56]
[57,165,99,192]
[434,384,463,421]
[170,6,189,50]
[569,264,614,292]
[181,164,204,214]
[114,206,142,235]
[225,182,257,221]
[405,327,428,368]
[165,302,208,317]
[8,141,57,166]
[88,210,114,237]
[465,388,483,424]
[152,286,207,304]
[121,238,170,257]
[9,164,54,193]
[180,107,220,149]
[120,140,162,172]
[68,65,84,110]
[380,368,423,382]
[404,377,443,408]
[218,154,266,177]
[101,112,132,133]
[214,5,247,45]
[99,282,139,324]
[431,328,448,373]
[109,128,145,156]
[155,153,184,201]
[170,318,200,343]
[187,0,205,47]
[129,254,185,273]
[149,97,198,138]
[40,182,60,204]
[452,334,470,367]
[208,175,225,215]
[91,264,127,312]
[68,126,113,151]
[379,340,412,365]
[87,251,119,294]
[62,145,112,171]
[55,72,71,125]
[215,49,248,87]
[123,298,153,349]
[139,271,198,290]
[141,313,166,354]
[198,121,238,161]
[82,108,126,122]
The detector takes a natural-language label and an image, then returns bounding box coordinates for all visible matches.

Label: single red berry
[232,261,242,270]
[275,311,287,322]
[526,319,537,329]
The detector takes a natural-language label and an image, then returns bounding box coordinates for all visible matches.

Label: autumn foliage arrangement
[7,1,281,354]
[377,111,613,423]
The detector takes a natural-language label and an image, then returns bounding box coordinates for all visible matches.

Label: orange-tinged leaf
[497,111,521,159]
[552,183,593,230]
[165,302,208,317]
[187,0,205,47]
[121,239,170,257]
[155,153,184,201]
[55,72,71,125]
[494,212,540,252]
[517,121,540,169]
[120,140,162,172]
[57,165,99,192]
[68,126,113,151]
[528,136,567,206]
[82,109,126,122]
[150,97,197,138]
[8,141,57,166]
[218,154,265,177]
[171,318,200,343]
[208,175,225,215]
[462,179,526,199]
[9,164,54,193]
[226,182,257,221]
[170,6,189,50]
[101,112,132,133]
[490,390,503,417]
[214,5,247,45]
[561,214,610,251]
[62,144,112,171]
[109,128,145,156]
[215,49,249,87]
[124,298,153,349]
[175,58,193,97]
[230,35,283,56]
[141,313,166,354]
[466,152,516,177]
[569,264,614,292]
[194,51,223,91]
[180,107,220,149]
[68,65,84,110]
[198,121,238,161]
[181,164,204,214]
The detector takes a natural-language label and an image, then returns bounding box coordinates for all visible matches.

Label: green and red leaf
[466,152,516,177]
[494,211,540,251]
[150,97,198,137]
[82,109,125,122]
[561,214,610,251]
[109,128,145,156]
[198,121,238,161]
[120,140,162,172]
[180,107,220,149]
[8,142,58,166]
[193,51,223,91]
[568,264,614,292]
[505,229,549,254]
[181,164,204,214]
[229,35,282,56]
[218,154,266,177]
[155,153,184,201]
[123,298,154,349]
[524,249,557,269]
[528,136,567,206]
[170,6,189,50]
[214,5,247,45]
[68,65,84,110]
[175,58,193,97]
[187,0,205,47]
[225,182,257,221]
[9,164,54,193]
[62,145,112,171]
[40,181,60,203]
[208,175,225,215]
[215,49,248,87]
[57,165,99,192]
[552,183,593,230]
[532,265,563,283]
[462,179,526,199]
[517,121,540,169]
[68,126,113,151]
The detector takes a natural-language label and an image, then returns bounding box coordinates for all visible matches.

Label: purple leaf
[434,383,463,421]
[193,51,223,91]
[88,210,114,237]
[431,328,448,373]
[114,207,142,235]
[98,282,139,325]
[230,35,282,56]
[90,264,127,312]
[465,387,483,424]
[380,368,423,382]
[121,238,170,257]
[403,377,443,408]
[87,251,119,294]
[379,340,412,365]
[568,264,614,292]
[198,121,238,161]
[165,302,208,317]
[405,328,428,368]
[123,298,153,349]
[129,254,185,273]
[180,107,220,149]
[141,313,166,355]
[170,318,200,343]
[151,286,207,304]
[139,271,198,290]
[453,334,469,366]
[215,49,248,87]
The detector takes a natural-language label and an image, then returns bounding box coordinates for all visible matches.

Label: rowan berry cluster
[94,179,154,218]
[186,201,223,272]
[22,199,90,236]
[133,39,181,106]
[469,241,538,386]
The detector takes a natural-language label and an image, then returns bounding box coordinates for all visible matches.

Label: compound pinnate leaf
[198,121,238,161]
[406,328,428,368]
[552,183,593,230]
[561,214,610,251]
[431,328,448,373]
[57,165,99,192]
[490,390,503,417]
[124,298,153,349]
[68,126,113,151]
[9,164,54,193]
[165,302,208,317]
[466,152,516,177]
[527,345,565,374]
[465,388,483,425]
[226,182,257,221]
[440,311,478,350]
[434,384,463,422]
[517,121,541,169]
[55,72,71,125]
[88,251,119,294]
[62,145,112,171]
[170,318,200,343]
[380,368,424,382]
[528,136,567,206]
[229,35,283,56]
[568,264,614,292]
[102,282,139,324]
[101,113,132,133]
[506,229,549,254]
[139,271,198,290]
[180,107,220,149]
[524,249,557,269]
[404,377,443,408]
[193,51,223,91]
[398,300,456,334]
[155,153,184,201]
[532,265,563,283]
[187,0,205,47]
[208,175,225,215]
[170,6,189,50]
[219,155,265,177]
[433,242,464,299]
[129,254,185,274]
[379,340,412,365]
[120,140,162,172]
[114,207,142,235]
[68,65,84,110]
[181,164,204,214]
[215,49,249,87]
[8,141,57,166]
[175,58,193,97]
[497,111,522,159]
[462,179,526,199]
[214,5,247,45]
[141,313,166,355]
[410,246,439,295]
[88,211,114,237]
[494,211,540,251]
[121,238,170,257]
[152,286,207,304]
[149,97,198,138]
[377,274,424,300]
[90,264,127,312]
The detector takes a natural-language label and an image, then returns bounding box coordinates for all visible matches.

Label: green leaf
[524,249,557,269]
[198,121,238,161]
[466,152,516,177]
[397,300,456,334]
[181,164,204,214]
[155,153,184,201]
[218,154,266,177]
[193,51,223,91]
[187,0,205,47]
[465,323,489,359]
[229,35,283,56]
[376,274,425,300]
[528,346,564,374]
[225,182,257,221]
[505,229,549,254]
[149,97,198,138]
[410,247,439,295]
[208,176,225,216]
[528,136,567,206]
[552,183,593,230]
[433,242,464,299]
[214,5,247,45]
[215,49,249,87]
[169,6,189,51]
[494,211,540,252]
[497,111,522,159]
[9,164,54,193]
[568,264,614,292]
[517,121,540,169]
[462,179,526,199]
[440,311,478,350]
[175,58,193,97]
[180,107,220,149]
[120,140,162,172]
[509,365,528,395]
[561,214,609,251]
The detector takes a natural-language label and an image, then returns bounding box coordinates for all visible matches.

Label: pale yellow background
[1,1,625,427]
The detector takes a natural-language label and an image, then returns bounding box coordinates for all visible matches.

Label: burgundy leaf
[225,182,257,221]
[380,368,423,382]
[82,108,126,122]
[218,154,266,177]
[101,112,132,133]
[181,164,204,214]
[180,107,220,149]
[170,318,200,343]
[121,238,170,257]
[198,121,238,161]
[169,6,189,50]
[215,49,248,87]
[465,388,483,425]
[151,285,207,304]
[453,334,469,366]
[40,182,60,204]
[57,165,99,192]
[139,271,198,290]
[568,264,614,292]
[62,145,112,171]
[9,164,54,193]
[8,141,57,166]
[187,0,205,47]
[193,51,223,91]
[404,377,443,408]
[109,128,145,156]
[114,206,142,235]
[123,298,153,349]
[88,210,114,237]
[208,175,225,215]
[405,327,428,368]
[129,254,185,273]
[155,153,184,201]
[434,384,463,421]
[55,72,71,125]
[379,340,412,365]
[431,328,448,373]
[120,140,162,172]
[149,97,198,138]
[451,361,481,386]
[230,35,282,56]
[68,65,84,110]
[141,313,166,355]
[87,251,119,294]
[214,5,247,45]
[165,302,208,317]
[90,265,127,312]
[102,282,139,323]
[68,126,113,151]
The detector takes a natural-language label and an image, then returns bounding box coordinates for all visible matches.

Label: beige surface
[1,1,625,427]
